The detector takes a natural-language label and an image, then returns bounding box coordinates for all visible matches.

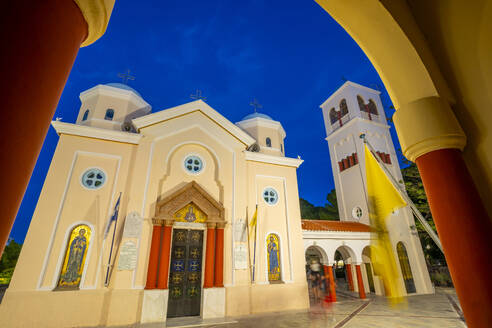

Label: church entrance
[167,229,204,318]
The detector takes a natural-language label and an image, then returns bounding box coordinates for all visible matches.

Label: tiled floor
[179,288,466,328]
[107,288,466,328]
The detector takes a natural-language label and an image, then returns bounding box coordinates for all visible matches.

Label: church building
[0,81,435,327]
[0,83,309,327]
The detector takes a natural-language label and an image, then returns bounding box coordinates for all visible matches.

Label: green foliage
[300,189,339,220]
[0,239,22,284]
[401,163,446,265]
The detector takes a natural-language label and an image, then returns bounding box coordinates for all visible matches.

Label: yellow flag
[365,144,407,305]
[249,206,258,234]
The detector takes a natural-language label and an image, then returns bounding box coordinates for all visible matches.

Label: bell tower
[319,81,433,294]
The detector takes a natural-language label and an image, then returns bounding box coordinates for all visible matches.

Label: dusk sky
[10,0,403,243]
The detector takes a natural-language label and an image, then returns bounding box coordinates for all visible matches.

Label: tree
[300,189,339,220]
[0,239,22,284]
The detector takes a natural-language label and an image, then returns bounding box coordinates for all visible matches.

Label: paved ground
[162,288,466,328]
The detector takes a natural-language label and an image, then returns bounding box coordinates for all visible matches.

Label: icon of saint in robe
[62,229,87,284]
[184,206,197,222]
[267,235,280,280]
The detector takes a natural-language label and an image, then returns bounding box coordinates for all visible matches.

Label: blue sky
[10,0,402,243]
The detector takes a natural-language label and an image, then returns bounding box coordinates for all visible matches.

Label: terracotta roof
[301,220,371,232]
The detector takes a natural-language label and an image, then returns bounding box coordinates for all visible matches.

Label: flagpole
[252,204,258,283]
[361,135,443,252]
[105,192,121,287]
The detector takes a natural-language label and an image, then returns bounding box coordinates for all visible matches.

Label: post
[393,96,492,327]
[145,224,162,289]
[203,223,216,288]
[0,0,114,257]
[323,264,336,302]
[355,265,366,299]
[157,222,173,289]
[345,263,354,291]
[214,223,225,287]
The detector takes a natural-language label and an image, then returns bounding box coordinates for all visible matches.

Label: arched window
[368,99,378,115]
[280,143,283,154]
[357,95,366,112]
[267,233,281,282]
[105,109,114,120]
[82,109,89,121]
[396,242,416,293]
[57,224,91,289]
[329,108,339,124]
[339,99,348,116]
[266,137,272,147]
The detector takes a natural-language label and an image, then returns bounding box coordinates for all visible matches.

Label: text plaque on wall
[123,211,143,238]
[234,244,248,270]
[118,241,138,271]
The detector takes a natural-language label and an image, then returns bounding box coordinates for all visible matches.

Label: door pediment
[155,181,225,227]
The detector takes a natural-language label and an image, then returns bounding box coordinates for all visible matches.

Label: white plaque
[118,241,138,271]
[234,244,248,270]
[234,219,247,243]
[123,211,143,238]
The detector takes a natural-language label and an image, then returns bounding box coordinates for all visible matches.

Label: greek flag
[105,193,121,238]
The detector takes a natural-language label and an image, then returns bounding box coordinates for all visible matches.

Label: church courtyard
[140,288,465,328]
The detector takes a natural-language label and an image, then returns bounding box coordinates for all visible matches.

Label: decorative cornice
[51,121,142,144]
[244,151,303,168]
[325,116,389,141]
[302,230,371,240]
[73,0,115,47]
[132,100,256,147]
[393,96,466,162]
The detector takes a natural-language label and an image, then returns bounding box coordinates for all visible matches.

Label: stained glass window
[57,224,91,289]
[267,233,281,282]
[263,188,278,205]
[184,155,203,174]
[266,137,272,147]
[81,168,106,189]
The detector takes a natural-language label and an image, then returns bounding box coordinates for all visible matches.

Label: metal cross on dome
[190,89,207,101]
[117,69,135,84]
[249,98,262,113]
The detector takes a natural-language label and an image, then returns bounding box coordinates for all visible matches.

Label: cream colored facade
[0,84,308,327]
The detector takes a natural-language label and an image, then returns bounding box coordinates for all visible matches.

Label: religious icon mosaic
[57,224,91,289]
[266,233,281,282]
[174,203,207,223]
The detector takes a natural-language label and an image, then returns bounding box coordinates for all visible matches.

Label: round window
[81,168,106,189]
[184,155,203,174]
[352,206,363,220]
[263,188,278,205]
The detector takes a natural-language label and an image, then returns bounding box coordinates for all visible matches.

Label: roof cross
[249,98,262,113]
[117,69,135,84]
[190,89,207,101]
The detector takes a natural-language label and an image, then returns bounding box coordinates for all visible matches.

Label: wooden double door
[167,229,204,318]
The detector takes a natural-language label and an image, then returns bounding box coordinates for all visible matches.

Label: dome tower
[76,83,151,132]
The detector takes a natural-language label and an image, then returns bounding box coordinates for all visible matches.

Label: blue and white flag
[105,193,121,238]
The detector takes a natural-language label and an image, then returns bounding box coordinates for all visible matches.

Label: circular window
[184,155,203,174]
[352,206,363,220]
[81,168,106,189]
[263,188,278,205]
